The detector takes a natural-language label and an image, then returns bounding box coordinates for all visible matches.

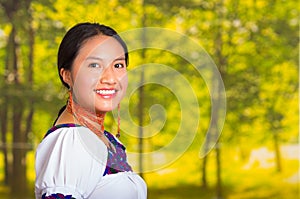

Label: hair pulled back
[54,22,128,125]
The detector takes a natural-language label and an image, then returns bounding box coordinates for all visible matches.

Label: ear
[60,68,73,87]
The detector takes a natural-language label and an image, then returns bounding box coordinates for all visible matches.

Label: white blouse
[35,125,147,199]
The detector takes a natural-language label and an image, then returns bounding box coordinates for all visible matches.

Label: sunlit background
[0,0,298,198]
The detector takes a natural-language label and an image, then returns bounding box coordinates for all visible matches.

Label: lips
[94,89,118,98]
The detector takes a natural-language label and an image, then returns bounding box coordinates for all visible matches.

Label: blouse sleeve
[35,127,108,199]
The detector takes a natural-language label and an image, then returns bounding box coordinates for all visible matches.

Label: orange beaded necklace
[66,92,117,152]
[66,92,105,136]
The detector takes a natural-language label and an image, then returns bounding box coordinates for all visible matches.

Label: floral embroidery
[103,131,132,175]
[42,193,75,199]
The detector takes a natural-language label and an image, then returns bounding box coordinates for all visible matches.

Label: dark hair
[53,22,128,125]
[58,22,129,89]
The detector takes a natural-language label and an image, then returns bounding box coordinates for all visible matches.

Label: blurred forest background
[0,0,298,198]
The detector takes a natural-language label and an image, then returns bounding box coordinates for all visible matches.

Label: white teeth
[96,90,116,95]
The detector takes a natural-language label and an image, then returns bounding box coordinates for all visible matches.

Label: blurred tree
[0,0,34,196]
[0,0,58,196]
[253,0,298,172]
[175,0,298,195]
[0,0,298,198]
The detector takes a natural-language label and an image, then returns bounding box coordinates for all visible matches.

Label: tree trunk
[212,0,227,197]
[0,100,9,185]
[6,24,24,195]
[201,155,208,188]
[25,3,35,150]
[138,0,147,178]
[138,69,145,177]
[11,99,27,196]
[273,131,282,172]
[215,143,222,199]
[1,24,11,185]
[10,24,28,196]
[201,125,213,188]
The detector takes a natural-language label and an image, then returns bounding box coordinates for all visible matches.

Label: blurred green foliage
[0,0,298,198]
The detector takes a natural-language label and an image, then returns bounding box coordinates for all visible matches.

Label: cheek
[72,72,98,98]
[74,70,98,88]
[120,74,128,91]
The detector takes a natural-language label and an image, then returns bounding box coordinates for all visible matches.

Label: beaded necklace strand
[66,92,116,152]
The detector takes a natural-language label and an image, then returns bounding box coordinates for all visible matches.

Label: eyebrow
[86,56,126,62]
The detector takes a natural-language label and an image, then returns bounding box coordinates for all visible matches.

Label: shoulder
[35,125,108,198]
[36,125,107,165]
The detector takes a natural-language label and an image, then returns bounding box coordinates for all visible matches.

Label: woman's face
[63,35,128,113]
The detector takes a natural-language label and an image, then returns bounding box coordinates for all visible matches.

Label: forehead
[78,35,125,59]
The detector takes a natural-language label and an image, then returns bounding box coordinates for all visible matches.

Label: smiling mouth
[95,89,117,95]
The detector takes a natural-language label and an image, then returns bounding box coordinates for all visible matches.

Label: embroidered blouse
[35,124,147,199]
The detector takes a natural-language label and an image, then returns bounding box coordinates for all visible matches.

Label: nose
[100,66,117,85]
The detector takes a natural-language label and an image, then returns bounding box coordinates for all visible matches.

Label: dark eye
[114,63,125,69]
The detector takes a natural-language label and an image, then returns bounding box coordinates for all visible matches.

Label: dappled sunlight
[0,0,298,198]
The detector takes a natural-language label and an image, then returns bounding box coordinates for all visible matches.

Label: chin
[94,98,121,112]
[95,106,115,113]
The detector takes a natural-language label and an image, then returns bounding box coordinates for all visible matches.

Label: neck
[66,94,106,137]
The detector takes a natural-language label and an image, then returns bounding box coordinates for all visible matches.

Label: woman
[35,22,147,199]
